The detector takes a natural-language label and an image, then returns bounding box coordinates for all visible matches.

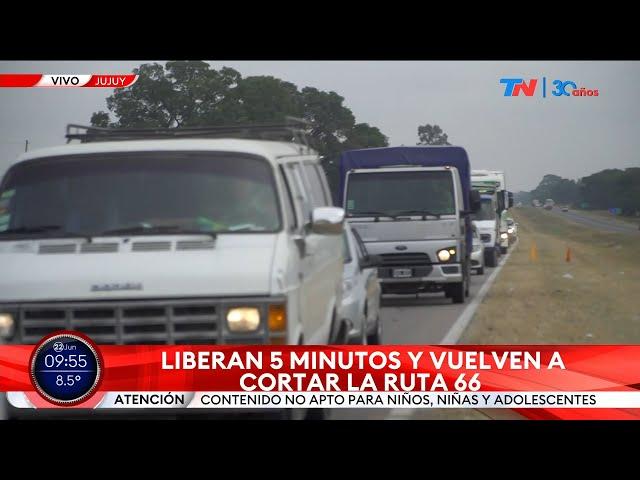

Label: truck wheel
[367,315,382,345]
[486,249,498,268]
[464,261,470,297]
[500,246,507,255]
[451,282,465,304]
[477,265,484,275]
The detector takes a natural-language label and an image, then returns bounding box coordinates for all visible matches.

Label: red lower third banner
[2,342,640,419]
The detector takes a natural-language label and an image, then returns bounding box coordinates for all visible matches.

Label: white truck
[339,146,481,304]
[471,170,512,254]
[0,122,346,418]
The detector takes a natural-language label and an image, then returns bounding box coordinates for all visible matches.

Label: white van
[0,123,346,348]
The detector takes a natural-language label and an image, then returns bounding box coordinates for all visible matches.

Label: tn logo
[500,78,538,96]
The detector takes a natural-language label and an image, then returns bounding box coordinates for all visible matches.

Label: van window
[314,164,333,206]
[278,165,297,230]
[285,163,312,225]
[0,152,282,238]
[303,163,328,208]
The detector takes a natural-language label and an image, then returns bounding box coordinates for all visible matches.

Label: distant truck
[471,170,512,254]
[471,177,501,267]
[532,199,542,208]
[338,146,481,304]
[544,199,555,210]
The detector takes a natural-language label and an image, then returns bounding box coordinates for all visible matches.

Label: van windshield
[472,198,496,221]
[0,152,281,239]
[345,170,455,217]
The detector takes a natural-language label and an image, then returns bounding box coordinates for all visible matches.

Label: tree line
[90,61,450,201]
[516,168,640,216]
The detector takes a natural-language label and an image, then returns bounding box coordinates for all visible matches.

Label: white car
[340,223,382,345]
[0,123,346,418]
[470,224,485,275]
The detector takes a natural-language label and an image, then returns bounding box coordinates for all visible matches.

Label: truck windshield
[472,198,496,221]
[0,152,281,239]
[345,170,455,217]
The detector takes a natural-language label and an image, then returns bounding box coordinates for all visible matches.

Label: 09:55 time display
[44,354,88,369]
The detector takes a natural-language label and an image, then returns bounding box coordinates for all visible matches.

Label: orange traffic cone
[530,241,538,263]
[565,246,572,262]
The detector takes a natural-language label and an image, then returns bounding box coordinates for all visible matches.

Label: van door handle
[293,234,309,257]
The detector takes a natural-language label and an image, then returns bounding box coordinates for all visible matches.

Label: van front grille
[11,298,276,345]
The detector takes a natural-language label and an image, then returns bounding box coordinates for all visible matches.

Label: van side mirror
[470,190,482,213]
[311,207,345,235]
[359,254,383,269]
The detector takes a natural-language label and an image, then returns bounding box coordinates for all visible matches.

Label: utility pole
[25,140,29,152]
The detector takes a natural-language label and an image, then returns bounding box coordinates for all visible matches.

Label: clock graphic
[30,331,103,406]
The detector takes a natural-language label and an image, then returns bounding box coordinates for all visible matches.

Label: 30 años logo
[500,78,599,98]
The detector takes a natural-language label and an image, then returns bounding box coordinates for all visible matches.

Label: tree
[417,124,450,145]
[580,168,640,215]
[92,62,242,128]
[229,76,303,124]
[91,61,389,202]
[530,174,580,205]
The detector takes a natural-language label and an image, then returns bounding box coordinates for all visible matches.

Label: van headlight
[0,313,15,339]
[500,232,509,239]
[507,227,514,234]
[227,307,260,332]
[437,247,456,262]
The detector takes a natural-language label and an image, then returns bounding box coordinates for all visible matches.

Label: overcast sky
[1,61,638,191]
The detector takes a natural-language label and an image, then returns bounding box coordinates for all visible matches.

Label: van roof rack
[65,117,313,152]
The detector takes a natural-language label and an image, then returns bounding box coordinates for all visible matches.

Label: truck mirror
[470,190,482,212]
[508,192,514,208]
[497,192,505,212]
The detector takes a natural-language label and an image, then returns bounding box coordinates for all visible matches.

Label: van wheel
[367,315,382,345]
[451,282,465,304]
[477,266,485,275]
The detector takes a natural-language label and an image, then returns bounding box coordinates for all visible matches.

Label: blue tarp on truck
[338,145,473,255]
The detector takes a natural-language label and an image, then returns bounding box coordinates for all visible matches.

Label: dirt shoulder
[461,207,640,344]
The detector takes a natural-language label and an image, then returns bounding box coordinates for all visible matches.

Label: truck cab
[471,193,500,267]
[471,169,511,254]
[339,146,480,304]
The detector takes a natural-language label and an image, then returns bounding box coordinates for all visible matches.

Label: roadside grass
[461,207,640,344]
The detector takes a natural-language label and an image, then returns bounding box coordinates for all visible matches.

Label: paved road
[548,209,640,234]
[332,254,510,421]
